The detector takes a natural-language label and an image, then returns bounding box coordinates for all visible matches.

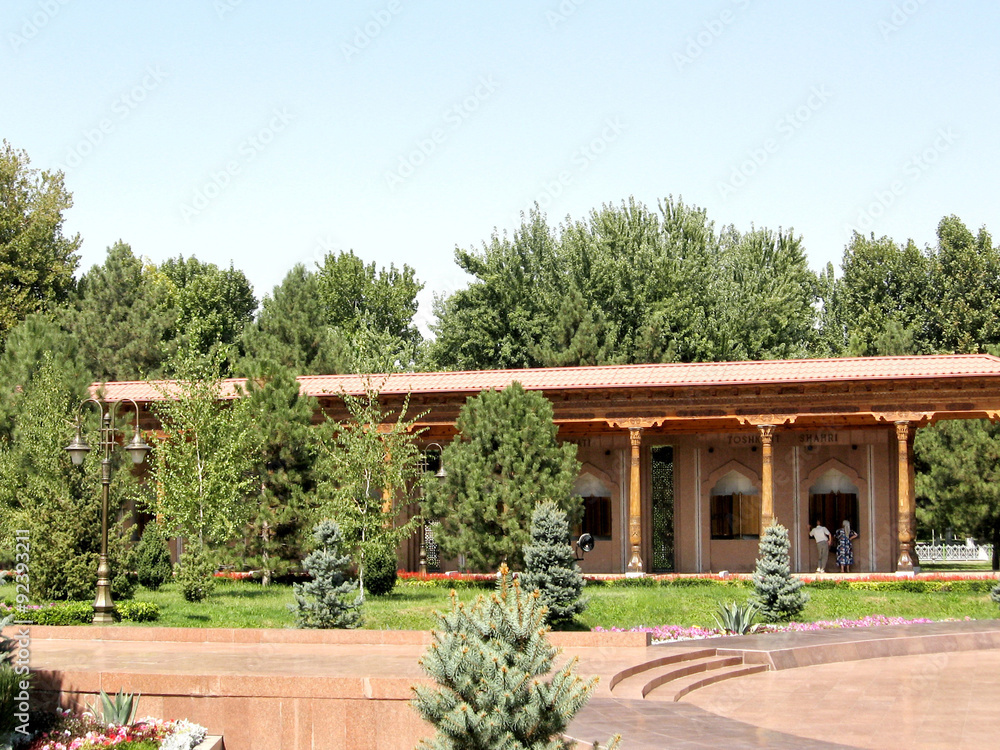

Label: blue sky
[3,1,997,331]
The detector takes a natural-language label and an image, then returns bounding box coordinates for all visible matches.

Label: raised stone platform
[14,620,1000,750]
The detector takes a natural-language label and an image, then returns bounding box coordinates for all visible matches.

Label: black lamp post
[419,442,447,574]
[64,397,151,624]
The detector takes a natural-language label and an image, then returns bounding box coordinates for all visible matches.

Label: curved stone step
[611,654,742,701]
[648,662,769,702]
[606,647,718,693]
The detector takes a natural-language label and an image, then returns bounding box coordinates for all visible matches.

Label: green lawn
[5,579,997,630]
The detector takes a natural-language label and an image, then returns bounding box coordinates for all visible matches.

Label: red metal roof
[93,354,1000,402]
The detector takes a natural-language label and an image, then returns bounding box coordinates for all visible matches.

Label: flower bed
[19,710,206,750]
[593,614,941,643]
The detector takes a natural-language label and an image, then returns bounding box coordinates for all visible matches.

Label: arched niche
[573,463,616,538]
[705,463,761,540]
[806,460,862,536]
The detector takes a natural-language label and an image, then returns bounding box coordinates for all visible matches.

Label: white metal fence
[915,543,994,562]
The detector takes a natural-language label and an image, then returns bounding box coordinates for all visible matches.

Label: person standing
[809,520,831,573]
[835,519,859,573]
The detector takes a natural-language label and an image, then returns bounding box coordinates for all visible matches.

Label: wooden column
[627,427,644,576]
[758,424,776,533]
[895,421,918,573]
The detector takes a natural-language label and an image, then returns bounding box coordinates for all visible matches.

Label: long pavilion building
[100,354,1000,575]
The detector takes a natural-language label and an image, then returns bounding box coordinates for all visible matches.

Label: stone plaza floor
[16,619,1000,749]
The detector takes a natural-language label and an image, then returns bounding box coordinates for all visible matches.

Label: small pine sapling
[292,520,361,629]
[751,521,808,622]
[521,499,587,623]
[133,523,174,590]
[176,543,216,603]
[412,564,618,750]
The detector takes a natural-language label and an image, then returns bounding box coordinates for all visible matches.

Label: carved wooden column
[758,424,776,533]
[627,427,644,576]
[895,421,918,573]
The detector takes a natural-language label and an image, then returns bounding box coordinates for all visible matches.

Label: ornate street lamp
[64,397,151,624]
[419,442,447,574]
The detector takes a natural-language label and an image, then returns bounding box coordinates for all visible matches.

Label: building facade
[101,354,1000,575]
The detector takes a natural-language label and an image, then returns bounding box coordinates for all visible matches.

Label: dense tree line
[3,138,1000,578]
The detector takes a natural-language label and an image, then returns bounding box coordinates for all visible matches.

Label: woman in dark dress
[835,519,859,573]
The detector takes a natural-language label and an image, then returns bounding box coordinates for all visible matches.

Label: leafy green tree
[150,347,260,551]
[521,500,586,623]
[708,226,818,361]
[234,360,319,585]
[0,141,80,350]
[422,383,581,571]
[751,521,808,622]
[62,241,179,381]
[412,564,611,750]
[430,207,558,370]
[243,252,423,375]
[292,520,361,629]
[828,233,930,357]
[915,419,1000,570]
[314,380,424,598]
[152,256,257,371]
[926,216,1000,354]
[0,351,138,600]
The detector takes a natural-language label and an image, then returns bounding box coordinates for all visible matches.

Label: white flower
[160,719,208,750]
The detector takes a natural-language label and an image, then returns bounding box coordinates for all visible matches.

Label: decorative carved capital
[895,421,910,443]
[628,427,643,449]
[757,424,776,445]
[875,411,934,426]
[736,414,796,427]
[608,418,661,431]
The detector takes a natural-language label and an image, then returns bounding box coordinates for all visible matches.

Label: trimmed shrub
[364,544,398,597]
[292,520,361,629]
[752,521,808,622]
[521,500,587,623]
[176,544,216,603]
[133,524,174,591]
[117,601,160,622]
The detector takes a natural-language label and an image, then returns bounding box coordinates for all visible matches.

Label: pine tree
[177,542,215,603]
[292,520,361,629]
[421,382,581,571]
[132,522,174,591]
[235,361,318,586]
[521,501,586,624]
[751,521,808,622]
[412,564,613,750]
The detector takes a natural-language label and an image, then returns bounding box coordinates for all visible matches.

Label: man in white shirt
[809,520,831,573]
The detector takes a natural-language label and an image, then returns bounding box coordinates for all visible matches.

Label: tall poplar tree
[0,141,80,350]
